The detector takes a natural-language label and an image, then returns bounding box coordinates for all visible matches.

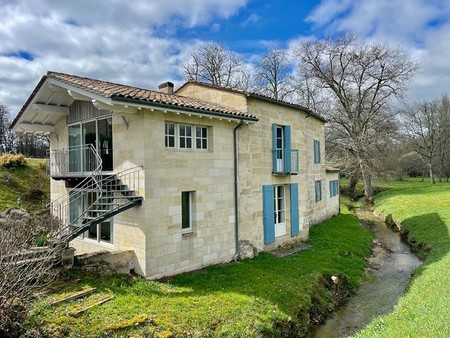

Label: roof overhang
[12,74,258,135]
[11,77,113,134]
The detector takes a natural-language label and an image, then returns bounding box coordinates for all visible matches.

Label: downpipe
[233,120,244,262]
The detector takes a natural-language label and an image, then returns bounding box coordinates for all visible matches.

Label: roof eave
[247,93,326,123]
[112,96,259,122]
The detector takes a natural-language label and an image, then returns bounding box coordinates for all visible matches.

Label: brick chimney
[158,81,174,94]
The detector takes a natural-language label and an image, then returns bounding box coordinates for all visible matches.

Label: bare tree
[14,134,49,158]
[0,104,16,154]
[181,42,250,89]
[294,34,419,198]
[436,94,450,181]
[254,47,294,101]
[403,95,450,184]
[0,209,60,337]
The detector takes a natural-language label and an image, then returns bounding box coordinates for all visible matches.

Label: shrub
[24,171,48,204]
[0,153,27,168]
[1,173,18,188]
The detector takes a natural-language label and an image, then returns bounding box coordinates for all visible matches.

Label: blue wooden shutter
[329,181,333,198]
[272,123,277,173]
[290,183,299,236]
[284,125,291,173]
[315,181,318,202]
[262,185,275,244]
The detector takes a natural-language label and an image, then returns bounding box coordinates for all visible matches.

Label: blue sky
[1,0,449,115]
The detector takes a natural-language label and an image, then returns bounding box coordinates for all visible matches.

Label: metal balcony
[272,148,299,175]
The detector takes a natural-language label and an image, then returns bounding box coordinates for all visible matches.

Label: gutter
[233,120,244,262]
[112,96,259,123]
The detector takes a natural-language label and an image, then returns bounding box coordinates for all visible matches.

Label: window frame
[165,122,209,151]
[69,189,114,244]
[181,191,193,234]
[315,180,322,202]
[329,180,339,198]
[314,139,321,164]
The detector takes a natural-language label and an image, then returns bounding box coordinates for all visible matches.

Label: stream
[308,203,422,338]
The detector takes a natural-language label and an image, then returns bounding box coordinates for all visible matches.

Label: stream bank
[308,202,422,338]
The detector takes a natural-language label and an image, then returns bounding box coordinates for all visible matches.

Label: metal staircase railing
[48,144,102,240]
[47,144,101,177]
[47,143,143,245]
[59,166,143,242]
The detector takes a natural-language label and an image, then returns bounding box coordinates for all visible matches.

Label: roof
[325,166,340,173]
[11,72,258,130]
[176,80,326,123]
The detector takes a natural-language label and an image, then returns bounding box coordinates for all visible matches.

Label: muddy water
[309,205,422,338]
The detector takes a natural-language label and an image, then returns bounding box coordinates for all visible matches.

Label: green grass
[26,206,373,337]
[353,179,450,337]
[0,158,49,211]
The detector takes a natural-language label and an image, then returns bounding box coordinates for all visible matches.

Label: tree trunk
[347,175,358,196]
[357,154,373,198]
[429,162,435,184]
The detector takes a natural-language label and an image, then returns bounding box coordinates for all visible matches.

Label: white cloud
[304,0,450,102]
[241,13,261,28]
[0,0,247,115]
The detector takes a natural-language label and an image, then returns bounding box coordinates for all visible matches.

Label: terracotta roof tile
[47,72,257,120]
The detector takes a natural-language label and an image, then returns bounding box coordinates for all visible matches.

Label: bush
[1,173,18,188]
[24,172,48,203]
[0,153,27,168]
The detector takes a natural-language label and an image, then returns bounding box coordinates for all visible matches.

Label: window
[263,184,299,244]
[69,190,113,244]
[315,180,322,202]
[165,123,175,148]
[68,117,113,172]
[179,125,192,149]
[196,126,208,150]
[329,180,339,198]
[274,185,286,237]
[314,139,321,164]
[272,123,298,174]
[181,191,193,233]
[165,122,209,151]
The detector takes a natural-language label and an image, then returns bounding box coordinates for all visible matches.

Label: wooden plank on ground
[50,287,96,306]
[69,295,114,318]
[35,279,81,297]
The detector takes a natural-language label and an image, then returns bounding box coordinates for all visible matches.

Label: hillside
[0,158,50,211]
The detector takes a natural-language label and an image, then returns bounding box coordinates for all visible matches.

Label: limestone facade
[39,77,339,279]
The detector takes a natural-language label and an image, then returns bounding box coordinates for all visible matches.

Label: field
[26,205,373,337]
[0,158,49,211]
[353,178,450,337]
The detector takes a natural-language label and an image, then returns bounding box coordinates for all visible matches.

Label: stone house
[11,71,339,279]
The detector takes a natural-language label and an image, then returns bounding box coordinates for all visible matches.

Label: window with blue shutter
[315,180,322,202]
[314,140,321,163]
[329,180,339,198]
[290,183,299,236]
[262,185,275,244]
[272,123,297,174]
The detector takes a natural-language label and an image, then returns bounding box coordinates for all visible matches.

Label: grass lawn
[0,158,49,211]
[353,179,450,337]
[26,206,373,337]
